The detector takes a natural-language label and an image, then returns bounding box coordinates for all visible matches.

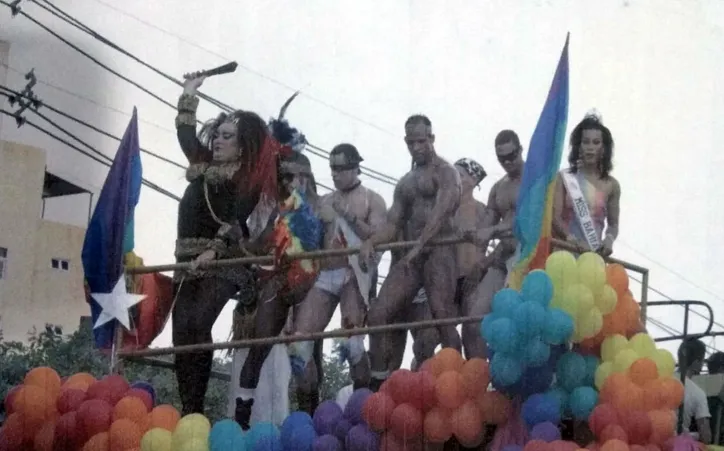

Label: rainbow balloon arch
[1,239,714,451]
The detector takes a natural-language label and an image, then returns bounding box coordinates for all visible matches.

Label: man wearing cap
[360,114,463,390]
[288,143,388,390]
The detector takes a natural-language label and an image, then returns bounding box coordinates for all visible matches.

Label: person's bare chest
[331,188,369,220]
[495,179,521,216]
[456,199,479,230]
[400,169,437,203]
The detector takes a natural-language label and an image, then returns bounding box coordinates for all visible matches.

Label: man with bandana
[289,143,387,390]
[463,130,525,359]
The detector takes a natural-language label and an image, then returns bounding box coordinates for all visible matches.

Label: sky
[1,0,724,364]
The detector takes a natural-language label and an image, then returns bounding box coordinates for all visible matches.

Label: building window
[51,258,70,271]
[0,247,6,280]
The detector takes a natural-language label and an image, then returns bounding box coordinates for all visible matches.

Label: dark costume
[172,92,283,415]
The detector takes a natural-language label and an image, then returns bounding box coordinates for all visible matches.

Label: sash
[335,217,378,306]
[560,171,602,251]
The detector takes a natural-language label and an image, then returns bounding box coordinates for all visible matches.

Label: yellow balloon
[601,334,629,362]
[629,333,657,358]
[577,252,606,296]
[177,437,209,451]
[142,428,173,451]
[545,251,579,290]
[555,284,594,318]
[652,348,676,377]
[613,348,639,373]
[577,308,603,339]
[173,414,211,450]
[595,361,614,389]
[595,284,618,315]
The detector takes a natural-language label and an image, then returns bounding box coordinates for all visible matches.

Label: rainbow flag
[509,34,570,289]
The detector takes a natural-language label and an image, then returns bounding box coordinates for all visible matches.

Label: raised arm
[417,162,462,248]
[175,75,211,164]
[601,177,621,256]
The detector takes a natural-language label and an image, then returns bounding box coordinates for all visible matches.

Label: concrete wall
[0,141,87,342]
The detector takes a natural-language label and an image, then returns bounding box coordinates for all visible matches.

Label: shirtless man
[463,130,525,359]
[360,114,462,389]
[290,143,387,390]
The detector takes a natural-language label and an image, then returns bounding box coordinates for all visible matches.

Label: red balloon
[77,399,113,441]
[389,403,423,441]
[407,371,437,413]
[621,411,652,445]
[103,375,131,405]
[86,380,115,405]
[57,388,88,414]
[589,404,620,438]
[55,411,82,450]
[525,439,552,451]
[387,370,415,405]
[362,391,396,432]
[124,388,153,411]
[600,424,628,444]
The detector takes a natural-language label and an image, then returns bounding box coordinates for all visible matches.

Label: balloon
[522,393,561,427]
[620,410,652,445]
[542,309,574,345]
[248,422,280,447]
[582,356,600,387]
[628,358,658,386]
[554,284,594,318]
[613,349,639,373]
[492,288,524,318]
[569,387,598,420]
[252,433,282,451]
[82,432,110,451]
[647,410,675,444]
[556,352,586,391]
[130,381,157,406]
[595,362,614,390]
[314,434,344,451]
[361,392,395,432]
[651,349,676,377]
[596,285,618,315]
[34,420,56,451]
[477,391,512,425]
[589,404,620,438]
[513,301,547,339]
[141,428,173,451]
[389,403,423,441]
[333,418,352,443]
[545,386,569,416]
[606,264,629,296]
[173,414,211,449]
[521,270,554,307]
[345,423,379,451]
[450,400,484,447]
[343,389,372,425]
[77,399,113,440]
[525,439,552,451]
[435,348,465,373]
[109,418,143,451]
[545,251,578,288]
[601,439,630,451]
[577,252,607,295]
[601,335,629,363]
[435,371,465,410]
[423,407,452,443]
[488,318,522,354]
[600,425,628,443]
[62,373,96,392]
[524,337,551,368]
[490,353,523,387]
[313,400,343,436]
[126,388,154,412]
[576,308,603,340]
[24,367,62,399]
[628,334,656,358]
[12,384,57,425]
[57,387,88,414]
[460,358,491,398]
[177,437,210,451]
[55,411,83,450]
[209,419,244,451]
[530,421,561,442]
[113,396,150,429]
[148,405,180,431]
[481,314,499,344]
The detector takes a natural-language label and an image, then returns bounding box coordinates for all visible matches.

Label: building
[0,140,92,342]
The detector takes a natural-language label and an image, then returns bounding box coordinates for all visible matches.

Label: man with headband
[289,143,387,390]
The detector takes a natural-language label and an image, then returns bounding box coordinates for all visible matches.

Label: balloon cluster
[587,333,681,449]
[362,348,510,449]
[0,366,164,451]
[483,268,574,395]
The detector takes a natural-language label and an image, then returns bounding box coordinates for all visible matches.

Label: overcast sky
[1,0,723,363]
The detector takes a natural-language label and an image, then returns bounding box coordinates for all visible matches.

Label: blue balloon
[521,393,561,427]
[556,352,587,392]
[480,313,498,343]
[249,422,280,450]
[549,344,569,364]
[542,308,574,345]
[524,337,550,368]
[130,381,156,405]
[545,386,569,416]
[488,318,521,354]
[253,434,282,451]
[582,355,600,387]
[512,364,554,399]
[521,270,554,307]
[512,301,546,340]
[281,412,314,450]
[282,424,316,451]
[490,353,523,387]
[492,288,523,318]
[569,386,599,420]
[210,419,245,451]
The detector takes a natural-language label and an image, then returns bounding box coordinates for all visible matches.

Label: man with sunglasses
[360,114,463,390]
[463,129,525,359]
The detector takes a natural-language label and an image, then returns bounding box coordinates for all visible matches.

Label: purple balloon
[333,418,352,442]
[313,434,343,451]
[313,400,344,436]
[502,446,524,451]
[343,388,372,425]
[346,423,380,451]
[529,421,561,442]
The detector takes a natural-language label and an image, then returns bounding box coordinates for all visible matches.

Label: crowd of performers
[170,73,622,430]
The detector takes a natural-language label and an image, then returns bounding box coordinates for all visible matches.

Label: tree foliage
[0,325,350,423]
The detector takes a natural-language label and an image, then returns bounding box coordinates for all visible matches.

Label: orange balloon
[460,358,490,398]
[12,384,58,426]
[658,378,685,410]
[628,359,658,386]
[83,432,110,451]
[477,391,511,425]
[435,371,466,410]
[600,373,631,405]
[34,420,56,451]
[109,418,142,451]
[147,404,180,432]
[63,373,97,392]
[24,367,62,399]
[601,439,630,451]
[435,348,465,373]
[648,410,675,444]
[450,400,484,447]
[113,397,149,431]
[423,407,452,443]
[606,264,629,296]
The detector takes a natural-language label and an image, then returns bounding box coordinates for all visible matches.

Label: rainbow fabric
[270,188,324,288]
[509,34,570,290]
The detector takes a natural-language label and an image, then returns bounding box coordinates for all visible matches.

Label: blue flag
[81,108,142,348]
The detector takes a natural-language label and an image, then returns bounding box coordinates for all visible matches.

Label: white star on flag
[91,276,146,330]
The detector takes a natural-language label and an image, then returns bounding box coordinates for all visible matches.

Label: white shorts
[314,268,351,296]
